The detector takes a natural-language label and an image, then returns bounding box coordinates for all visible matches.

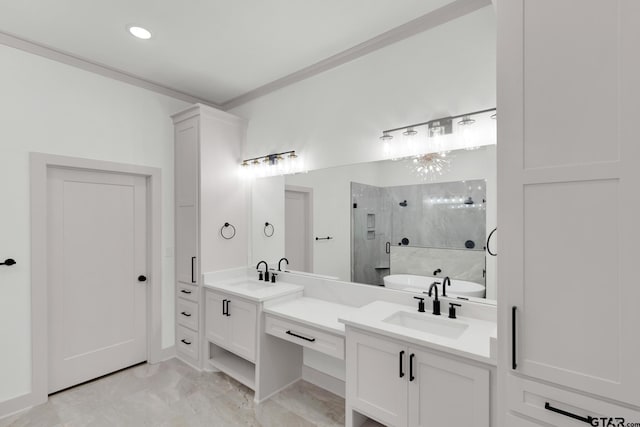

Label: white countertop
[263,297,359,335]
[203,277,303,302]
[339,301,497,365]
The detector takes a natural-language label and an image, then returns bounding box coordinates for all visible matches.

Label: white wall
[0,44,189,403]
[230,6,496,171]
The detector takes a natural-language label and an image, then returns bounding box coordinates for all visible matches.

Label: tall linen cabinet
[172,104,248,368]
[497,1,640,426]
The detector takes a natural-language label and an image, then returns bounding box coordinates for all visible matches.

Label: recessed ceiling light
[127,25,152,40]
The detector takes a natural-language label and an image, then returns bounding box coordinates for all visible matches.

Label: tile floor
[0,358,358,427]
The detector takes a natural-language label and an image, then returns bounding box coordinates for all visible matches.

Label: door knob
[138,275,147,282]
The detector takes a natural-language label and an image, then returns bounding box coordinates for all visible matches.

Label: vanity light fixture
[240,150,304,179]
[458,115,476,126]
[379,107,496,156]
[402,127,418,136]
[127,25,152,40]
[380,131,393,141]
[428,119,453,138]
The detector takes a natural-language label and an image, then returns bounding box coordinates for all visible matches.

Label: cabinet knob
[138,275,147,282]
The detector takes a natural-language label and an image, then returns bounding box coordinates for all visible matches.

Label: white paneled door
[47,167,147,393]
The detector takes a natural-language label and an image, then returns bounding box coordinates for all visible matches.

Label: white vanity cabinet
[205,289,257,362]
[346,328,489,427]
[172,104,247,368]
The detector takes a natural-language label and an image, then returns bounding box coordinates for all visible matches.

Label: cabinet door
[346,329,408,427]
[176,205,197,284]
[175,117,199,285]
[175,117,199,208]
[498,0,640,406]
[408,348,489,427]
[226,298,257,362]
[205,291,227,346]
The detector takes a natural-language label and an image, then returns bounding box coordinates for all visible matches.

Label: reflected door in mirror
[285,187,313,272]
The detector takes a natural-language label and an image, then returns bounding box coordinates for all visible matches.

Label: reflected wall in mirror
[250,145,497,301]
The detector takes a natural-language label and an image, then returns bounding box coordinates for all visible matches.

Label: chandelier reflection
[408,151,451,180]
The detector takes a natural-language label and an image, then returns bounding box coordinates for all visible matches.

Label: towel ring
[220,222,236,240]
[486,227,497,256]
[264,222,274,237]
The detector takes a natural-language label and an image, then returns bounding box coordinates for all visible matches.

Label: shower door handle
[385,242,390,254]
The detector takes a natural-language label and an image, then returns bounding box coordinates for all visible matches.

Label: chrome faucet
[427,281,441,316]
[278,257,289,272]
[256,261,269,281]
[442,276,451,297]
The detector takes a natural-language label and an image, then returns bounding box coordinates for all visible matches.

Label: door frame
[29,153,163,407]
[284,185,314,272]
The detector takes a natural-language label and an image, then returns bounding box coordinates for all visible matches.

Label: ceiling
[0,0,465,106]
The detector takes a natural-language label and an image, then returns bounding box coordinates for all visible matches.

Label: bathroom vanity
[200,266,497,426]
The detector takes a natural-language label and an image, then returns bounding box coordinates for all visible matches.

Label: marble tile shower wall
[351,182,392,285]
[389,179,486,249]
[351,180,486,286]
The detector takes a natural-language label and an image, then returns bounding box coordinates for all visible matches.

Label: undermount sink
[383,311,469,339]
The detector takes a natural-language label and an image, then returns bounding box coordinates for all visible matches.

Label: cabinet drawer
[265,314,344,360]
[508,374,640,426]
[177,298,199,331]
[177,282,198,302]
[176,325,199,361]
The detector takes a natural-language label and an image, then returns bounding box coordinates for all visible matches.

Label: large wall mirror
[250,145,497,303]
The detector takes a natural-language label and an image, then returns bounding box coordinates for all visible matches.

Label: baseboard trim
[302,365,345,399]
[175,354,202,372]
[0,391,45,421]
[153,345,176,363]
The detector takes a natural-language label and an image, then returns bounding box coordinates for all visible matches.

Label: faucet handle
[448,303,462,319]
[258,271,264,281]
[413,296,425,313]
[271,273,277,283]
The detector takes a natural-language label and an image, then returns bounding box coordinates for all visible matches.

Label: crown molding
[0,31,220,108]
[0,0,490,112]
[220,0,491,110]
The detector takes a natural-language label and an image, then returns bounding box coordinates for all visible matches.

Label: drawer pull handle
[181,339,191,345]
[223,299,230,316]
[286,330,316,342]
[544,402,593,424]
[191,257,196,283]
[399,350,405,378]
[409,353,415,381]
[512,306,517,370]
[180,289,192,294]
[181,311,191,317]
